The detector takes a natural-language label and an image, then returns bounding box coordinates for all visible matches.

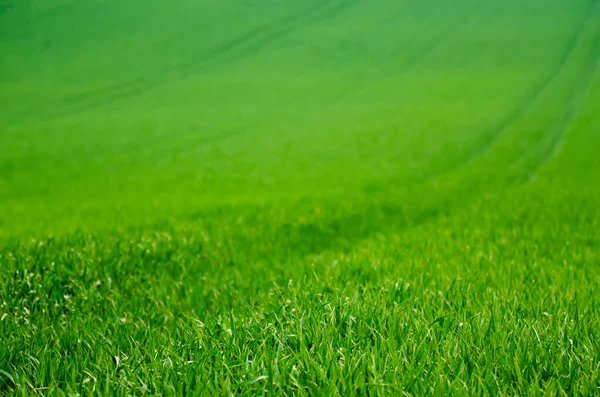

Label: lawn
[1,0,600,394]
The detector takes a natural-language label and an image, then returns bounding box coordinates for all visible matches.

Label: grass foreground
[1,0,600,395]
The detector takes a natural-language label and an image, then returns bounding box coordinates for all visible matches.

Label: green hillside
[1,0,600,394]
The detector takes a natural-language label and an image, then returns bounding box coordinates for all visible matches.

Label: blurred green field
[1,0,600,394]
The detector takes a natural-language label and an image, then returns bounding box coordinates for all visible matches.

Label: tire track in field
[265,0,480,119]
[5,0,359,170]
[145,1,479,165]
[71,0,340,101]
[89,0,362,162]
[4,0,357,125]
[427,0,598,183]
[80,0,345,163]
[323,0,483,107]
[521,40,600,182]
[68,0,357,110]
[164,1,481,173]
[504,0,600,185]
[524,65,599,181]
[182,0,359,73]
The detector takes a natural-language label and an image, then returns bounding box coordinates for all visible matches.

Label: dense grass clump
[1,0,600,394]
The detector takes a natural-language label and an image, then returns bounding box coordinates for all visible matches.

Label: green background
[1,0,599,394]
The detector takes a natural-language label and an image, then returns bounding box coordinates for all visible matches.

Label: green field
[1,0,600,394]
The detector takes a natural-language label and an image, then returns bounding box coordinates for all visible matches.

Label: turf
[1,0,600,395]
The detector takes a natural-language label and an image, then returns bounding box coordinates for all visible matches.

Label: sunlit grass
[1,0,600,394]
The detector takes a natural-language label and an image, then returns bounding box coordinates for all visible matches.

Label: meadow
[1,0,600,394]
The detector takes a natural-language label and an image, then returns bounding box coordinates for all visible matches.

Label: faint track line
[82,0,358,108]
[1,0,356,165]
[64,0,361,161]
[509,0,600,184]
[150,0,600,172]
[430,0,592,179]
[524,48,600,182]
[426,0,599,183]
[325,0,483,107]
[4,0,357,125]
[113,0,360,160]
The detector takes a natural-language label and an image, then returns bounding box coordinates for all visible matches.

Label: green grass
[1,0,600,394]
